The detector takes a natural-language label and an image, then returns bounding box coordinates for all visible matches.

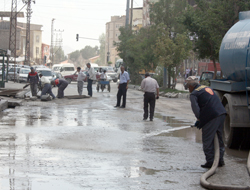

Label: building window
[36,35,39,43]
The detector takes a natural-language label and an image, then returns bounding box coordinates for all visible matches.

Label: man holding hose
[186,76,227,168]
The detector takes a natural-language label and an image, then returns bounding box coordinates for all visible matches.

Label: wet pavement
[0,82,249,189]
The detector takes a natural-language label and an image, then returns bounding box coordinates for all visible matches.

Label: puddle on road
[154,113,191,127]
[152,113,202,143]
[152,113,249,159]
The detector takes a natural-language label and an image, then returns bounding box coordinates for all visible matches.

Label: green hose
[200,134,250,190]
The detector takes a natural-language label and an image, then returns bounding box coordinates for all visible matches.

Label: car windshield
[53,67,61,71]
[106,67,113,71]
[40,70,52,76]
[201,72,213,80]
[64,67,74,71]
[20,69,30,74]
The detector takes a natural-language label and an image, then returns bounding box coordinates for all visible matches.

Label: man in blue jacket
[186,76,227,168]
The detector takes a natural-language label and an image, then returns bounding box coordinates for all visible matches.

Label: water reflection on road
[0,87,248,189]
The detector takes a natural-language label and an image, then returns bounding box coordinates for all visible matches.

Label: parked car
[99,66,118,82]
[36,68,54,81]
[17,68,30,83]
[52,64,75,76]
[8,67,21,81]
[64,70,100,84]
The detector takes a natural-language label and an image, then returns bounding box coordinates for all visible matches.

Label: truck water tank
[219,11,250,82]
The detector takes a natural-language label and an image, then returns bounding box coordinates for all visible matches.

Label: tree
[69,50,80,62]
[80,45,98,60]
[97,33,106,65]
[153,24,192,88]
[182,0,250,78]
[149,0,190,87]
[150,0,188,37]
[115,26,158,84]
[54,46,66,63]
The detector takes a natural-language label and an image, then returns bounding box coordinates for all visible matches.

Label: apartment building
[105,16,126,65]
[0,20,43,64]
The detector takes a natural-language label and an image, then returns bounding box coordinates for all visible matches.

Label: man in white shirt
[74,67,86,95]
[86,63,96,97]
[141,73,159,121]
[100,70,107,80]
[114,66,130,108]
[39,73,56,99]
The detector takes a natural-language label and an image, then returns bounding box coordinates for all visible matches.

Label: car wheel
[66,78,71,84]
[113,79,117,82]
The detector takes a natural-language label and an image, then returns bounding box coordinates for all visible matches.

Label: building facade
[105,16,126,65]
[131,7,143,32]
[0,20,43,64]
[142,0,159,27]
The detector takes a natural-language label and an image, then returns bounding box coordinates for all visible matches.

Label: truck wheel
[66,78,71,84]
[223,103,242,149]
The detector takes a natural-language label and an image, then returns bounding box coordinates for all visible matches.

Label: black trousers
[87,79,93,96]
[202,114,226,164]
[116,83,127,107]
[143,92,156,120]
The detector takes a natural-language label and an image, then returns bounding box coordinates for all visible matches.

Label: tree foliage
[69,50,80,62]
[96,33,106,65]
[80,45,98,60]
[150,0,191,87]
[181,0,250,78]
[54,46,67,63]
[153,24,192,88]
[115,26,159,84]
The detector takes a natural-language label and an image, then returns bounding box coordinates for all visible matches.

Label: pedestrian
[74,67,86,95]
[100,69,107,81]
[189,68,193,76]
[100,69,107,90]
[141,73,159,121]
[114,66,130,108]
[27,67,39,97]
[185,76,227,168]
[51,78,68,98]
[39,73,56,99]
[86,63,96,97]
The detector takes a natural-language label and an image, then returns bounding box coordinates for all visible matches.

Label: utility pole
[54,29,64,64]
[24,0,35,66]
[51,18,55,67]
[9,0,17,66]
[125,0,130,27]
[130,0,133,30]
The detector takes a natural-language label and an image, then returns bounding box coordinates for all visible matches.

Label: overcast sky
[1,0,143,55]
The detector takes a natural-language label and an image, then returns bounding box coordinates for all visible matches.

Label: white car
[17,68,30,83]
[36,67,54,81]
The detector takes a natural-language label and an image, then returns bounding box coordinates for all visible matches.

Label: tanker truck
[210,11,250,150]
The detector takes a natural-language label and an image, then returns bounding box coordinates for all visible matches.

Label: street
[0,81,249,190]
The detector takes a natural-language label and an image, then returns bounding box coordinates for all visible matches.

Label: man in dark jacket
[51,78,68,98]
[186,76,227,168]
[27,67,39,96]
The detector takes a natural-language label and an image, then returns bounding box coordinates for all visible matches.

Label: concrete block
[0,100,8,112]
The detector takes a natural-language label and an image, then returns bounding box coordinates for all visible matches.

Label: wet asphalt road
[0,82,249,190]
